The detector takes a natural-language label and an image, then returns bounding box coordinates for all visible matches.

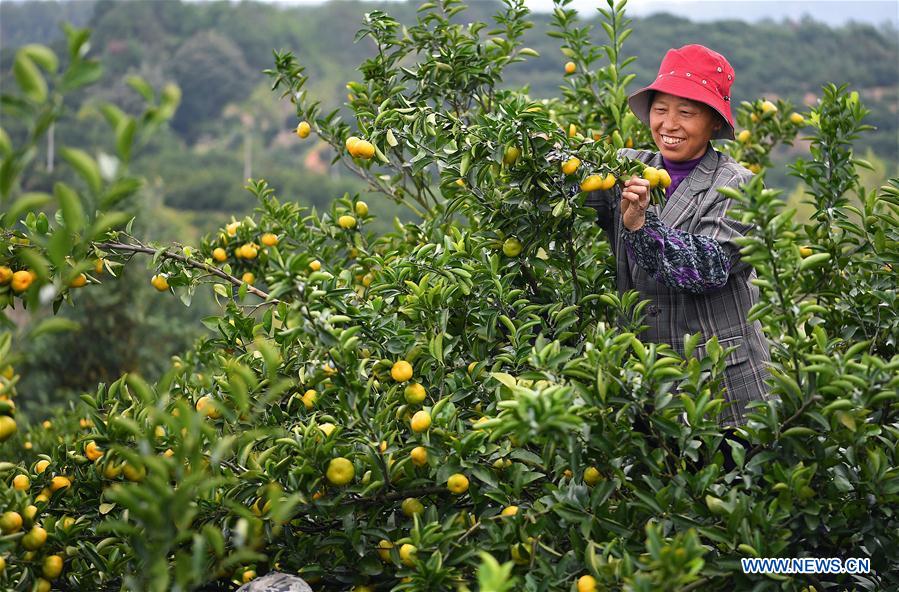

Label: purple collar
[661,145,711,197]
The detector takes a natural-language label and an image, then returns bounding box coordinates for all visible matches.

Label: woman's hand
[621,175,651,231]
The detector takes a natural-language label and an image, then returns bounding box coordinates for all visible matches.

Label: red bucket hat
[627,44,736,141]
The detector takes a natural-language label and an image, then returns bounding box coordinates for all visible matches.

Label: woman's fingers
[623,176,651,209]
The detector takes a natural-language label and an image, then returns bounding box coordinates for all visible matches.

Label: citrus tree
[1,1,898,591]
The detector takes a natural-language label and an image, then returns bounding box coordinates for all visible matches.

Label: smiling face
[649,92,723,162]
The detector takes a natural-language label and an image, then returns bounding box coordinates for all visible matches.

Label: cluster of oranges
[1,454,73,590]
[0,365,17,444]
[200,223,284,287]
[1,258,107,299]
[0,267,36,294]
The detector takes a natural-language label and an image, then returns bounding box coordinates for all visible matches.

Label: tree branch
[94,241,278,303]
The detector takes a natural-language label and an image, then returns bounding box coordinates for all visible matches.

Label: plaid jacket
[585,145,773,427]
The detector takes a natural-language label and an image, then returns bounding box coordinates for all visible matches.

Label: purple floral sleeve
[621,210,733,294]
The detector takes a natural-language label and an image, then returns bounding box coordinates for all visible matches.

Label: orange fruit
[447,473,469,494]
[49,475,71,492]
[600,173,617,191]
[10,270,33,293]
[326,457,354,486]
[196,395,221,419]
[69,273,87,288]
[580,174,604,192]
[577,574,597,592]
[0,511,23,533]
[583,466,602,486]
[301,389,318,410]
[410,446,428,467]
[0,416,16,441]
[377,539,393,562]
[391,360,413,382]
[404,383,426,405]
[123,464,146,482]
[564,61,576,74]
[22,525,47,550]
[399,543,417,566]
[85,441,103,461]
[410,410,431,433]
[12,474,29,490]
[401,497,424,517]
[561,157,580,175]
[240,244,258,259]
[151,274,169,292]
[42,554,63,579]
[350,139,375,160]
[295,121,311,138]
[503,146,521,166]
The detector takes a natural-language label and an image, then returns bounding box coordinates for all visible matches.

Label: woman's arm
[621,192,756,295]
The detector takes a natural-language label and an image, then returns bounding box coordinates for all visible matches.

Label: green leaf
[60,60,103,92]
[490,372,517,389]
[60,147,102,194]
[89,212,132,240]
[5,192,52,224]
[799,252,831,271]
[13,53,47,103]
[21,44,59,73]
[63,23,91,61]
[47,227,73,268]
[115,117,136,162]
[0,127,11,158]
[98,103,127,130]
[126,75,155,102]
[55,182,84,233]
[30,317,81,339]
[476,551,517,592]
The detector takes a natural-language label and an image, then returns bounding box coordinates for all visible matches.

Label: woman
[586,44,772,446]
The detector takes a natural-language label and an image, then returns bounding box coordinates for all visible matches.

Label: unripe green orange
[502,237,522,257]
[404,383,426,404]
[401,497,424,517]
[583,466,602,486]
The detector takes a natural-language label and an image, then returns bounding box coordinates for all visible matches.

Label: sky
[249,0,899,28]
